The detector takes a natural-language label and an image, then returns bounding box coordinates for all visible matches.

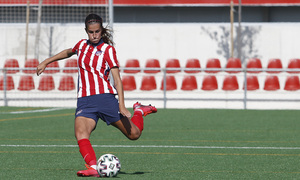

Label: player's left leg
[75,116,99,177]
[112,102,157,140]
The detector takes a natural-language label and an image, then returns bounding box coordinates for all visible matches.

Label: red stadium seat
[184,58,201,73]
[287,59,300,73]
[267,59,282,73]
[4,59,19,74]
[284,76,300,91]
[44,61,59,74]
[124,59,140,73]
[122,75,136,91]
[166,59,181,73]
[24,59,39,74]
[58,75,75,91]
[144,59,161,73]
[0,75,14,90]
[181,75,198,90]
[38,75,55,91]
[226,58,241,73]
[222,75,239,91]
[247,58,262,73]
[140,76,157,91]
[201,75,218,90]
[243,75,259,90]
[18,75,35,91]
[264,76,280,91]
[205,58,221,73]
[161,76,177,90]
[63,59,78,73]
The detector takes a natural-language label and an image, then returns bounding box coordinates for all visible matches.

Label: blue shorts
[75,93,123,125]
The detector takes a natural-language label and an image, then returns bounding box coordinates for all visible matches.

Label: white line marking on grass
[1,144,300,150]
[6,107,71,114]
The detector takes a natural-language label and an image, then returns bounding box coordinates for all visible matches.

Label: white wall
[2,23,300,67]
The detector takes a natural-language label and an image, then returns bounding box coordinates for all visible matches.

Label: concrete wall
[1,23,300,68]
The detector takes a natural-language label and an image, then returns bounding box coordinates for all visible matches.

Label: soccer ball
[96,154,121,177]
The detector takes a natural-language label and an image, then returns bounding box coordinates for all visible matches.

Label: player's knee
[74,129,90,141]
[75,132,83,141]
[127,131,141,140]
[128,135,140,140]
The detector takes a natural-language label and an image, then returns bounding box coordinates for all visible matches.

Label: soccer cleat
[77,164,99,177]
[133,102,157,116]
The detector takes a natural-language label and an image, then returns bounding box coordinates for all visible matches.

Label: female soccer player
[36,13,157,177]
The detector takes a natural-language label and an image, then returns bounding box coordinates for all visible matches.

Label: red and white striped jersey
[72,39,119,98]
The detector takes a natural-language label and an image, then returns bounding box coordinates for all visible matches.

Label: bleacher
[2,58,300,92]
[121,58,300,91]
[1,58,77,92]
[1,57,300,109]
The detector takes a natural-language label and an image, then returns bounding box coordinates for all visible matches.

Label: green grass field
[1,106,300,179]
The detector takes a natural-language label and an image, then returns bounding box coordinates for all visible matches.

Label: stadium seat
[0,75,14,90]
[140,76,157,91]
[226,58,242,73]
[284,76,300,91]
[264,75,280,91]
[267,58,282,73]
[160,76,177,90]
[181,75,198,91]
[205,58,221,73]
[243,75,259,90]
[144,59,161,73]
[23,59,39,74]
[184,58,201,73]
[287,58,300,73]
[44,61,59,74]
[246,58,262,73]
[18,75,35,91]
[201,75,218,90]
[58,75,75,91]
[166,59,181,73]
[222,75,239,91]
[124,59,140,73]
[121,75,136,91]
[38,75,55,91]
[4,59,19,74]
[63,59,78,73]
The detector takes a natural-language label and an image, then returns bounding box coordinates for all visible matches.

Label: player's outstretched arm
[36,48,74,76]
[111,67,132,118]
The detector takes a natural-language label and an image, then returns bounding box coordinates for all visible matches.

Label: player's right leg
[133,102,157,116]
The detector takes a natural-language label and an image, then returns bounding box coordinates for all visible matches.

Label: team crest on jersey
[96,50,102,56]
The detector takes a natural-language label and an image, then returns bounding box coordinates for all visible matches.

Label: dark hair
[85,13,114,46]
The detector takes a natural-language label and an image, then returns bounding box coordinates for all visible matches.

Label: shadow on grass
[119,171,150,175]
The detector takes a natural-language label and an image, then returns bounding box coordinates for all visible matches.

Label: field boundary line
[0,107,72,114]
[0,113,73,122]
[1,144,300,150]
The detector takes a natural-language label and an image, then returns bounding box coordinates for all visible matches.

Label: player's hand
[119,106,132,118]
[36,62,47,76]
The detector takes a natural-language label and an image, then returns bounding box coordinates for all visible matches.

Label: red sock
[77,139,97,166]
[131,111,144,132]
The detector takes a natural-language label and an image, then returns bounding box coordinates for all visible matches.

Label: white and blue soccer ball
[96,154,121,177]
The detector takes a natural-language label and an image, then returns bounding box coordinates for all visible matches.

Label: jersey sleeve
[72,39,85,55]
[106,46,120,68]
